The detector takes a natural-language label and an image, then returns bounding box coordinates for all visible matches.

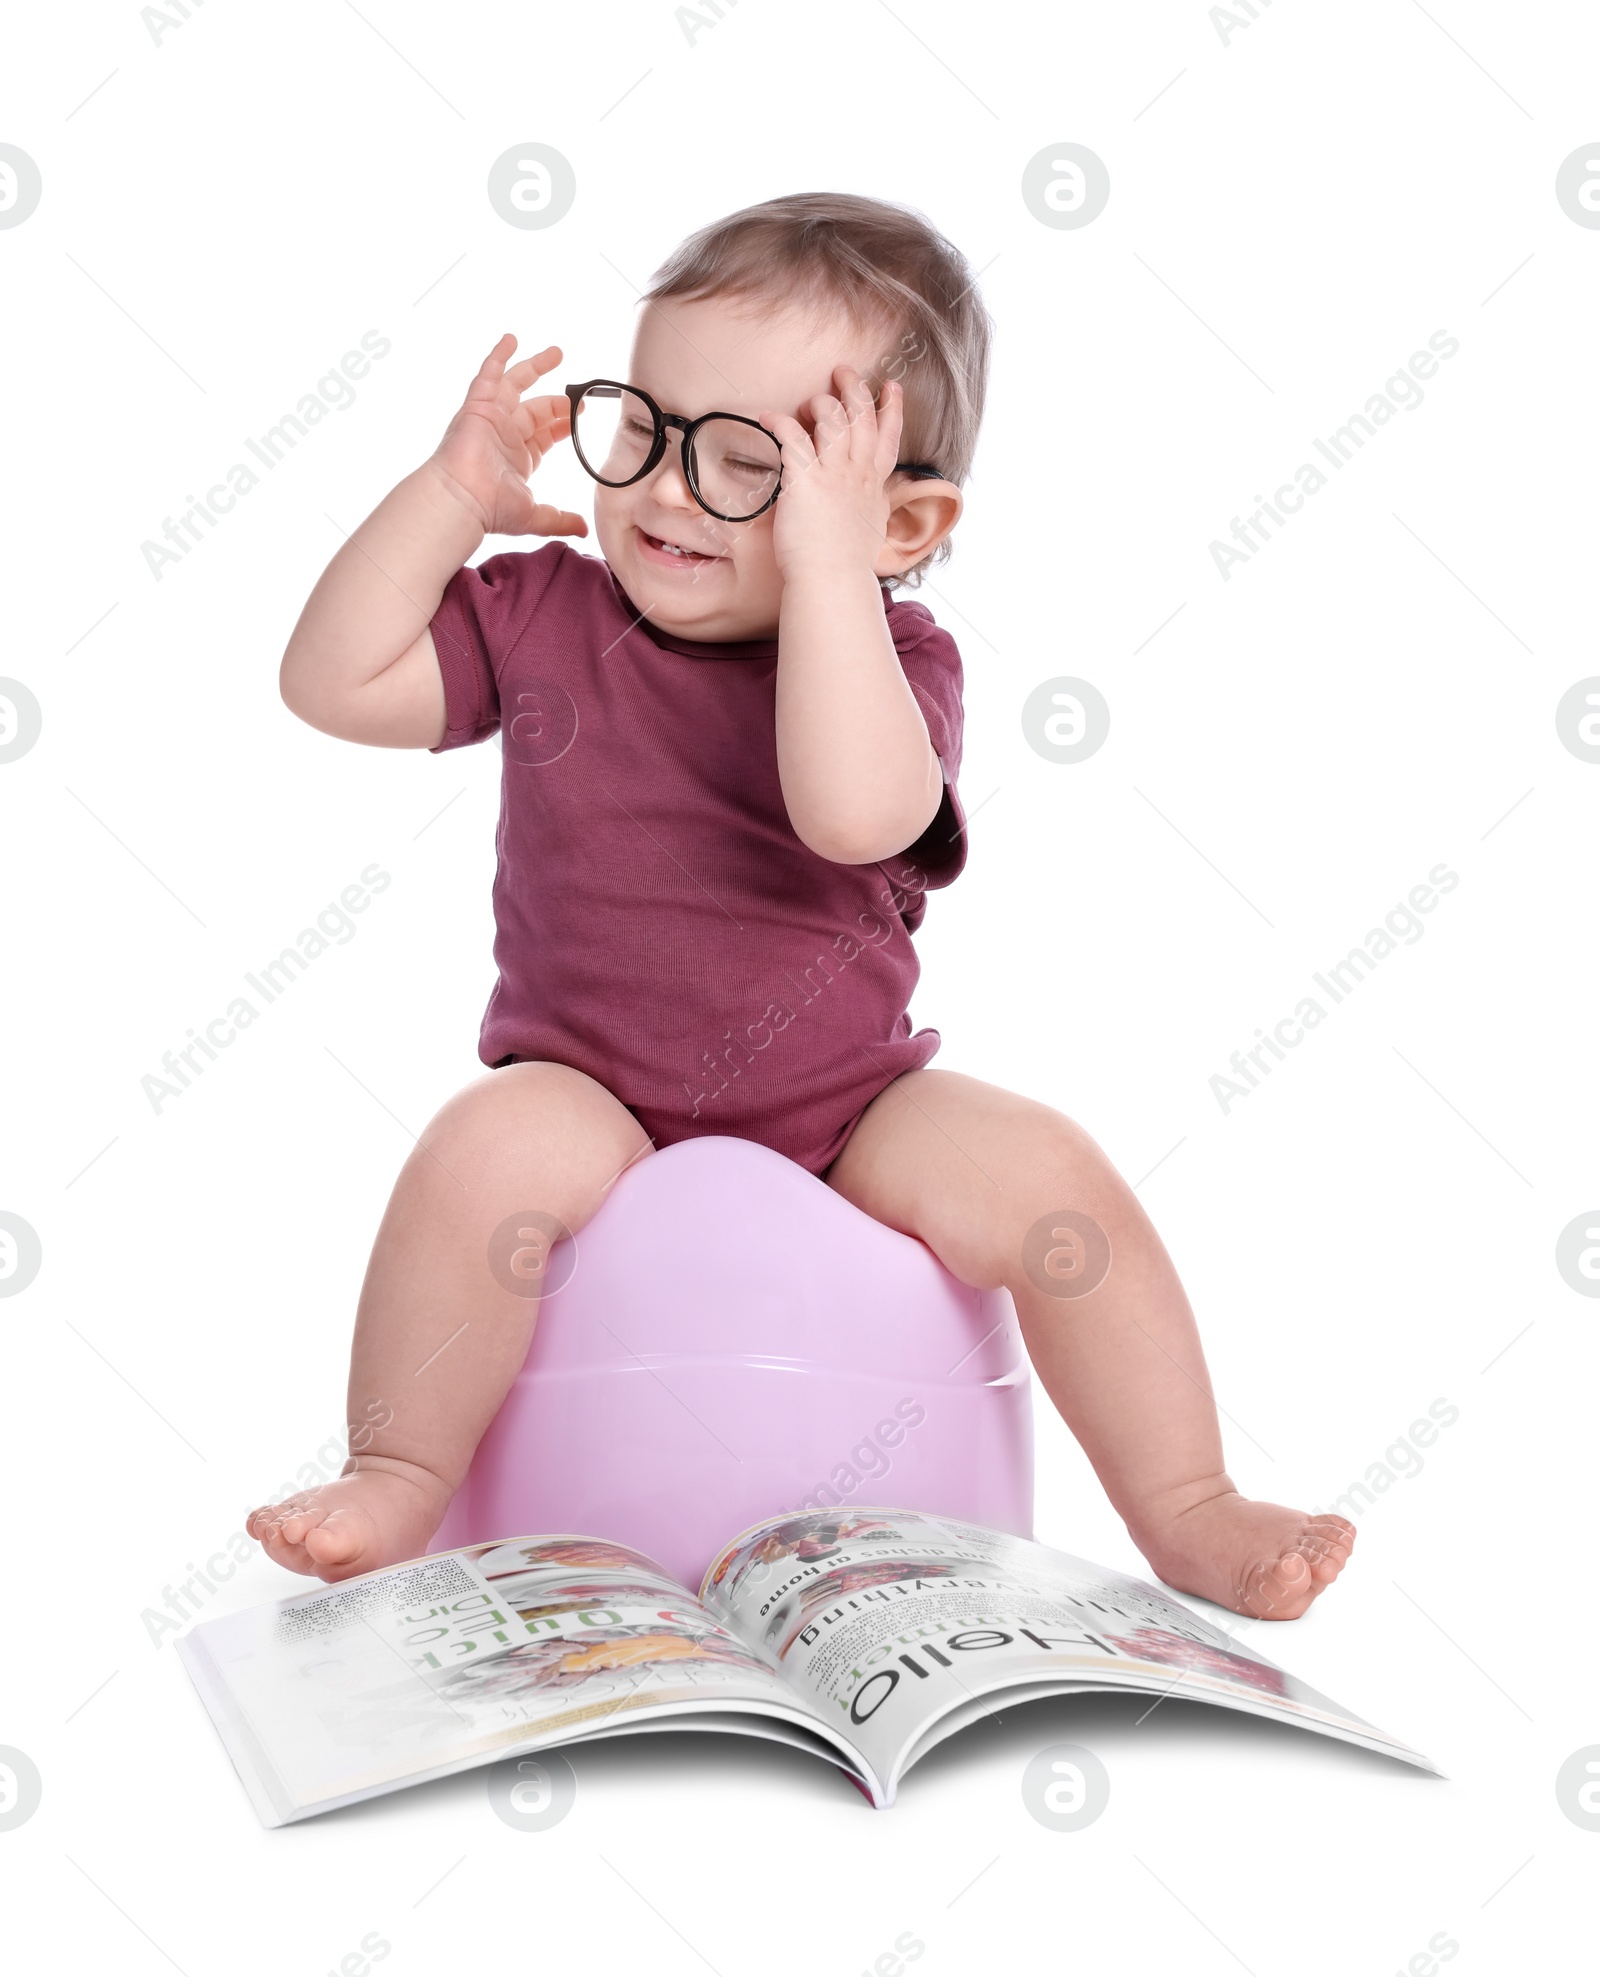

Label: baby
[249,191,1353,1620]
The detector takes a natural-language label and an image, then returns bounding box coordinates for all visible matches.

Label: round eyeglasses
[564,379,943,524]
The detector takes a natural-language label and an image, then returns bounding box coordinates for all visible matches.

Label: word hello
[800,1398,928,1514]
[140,332,391,581]
[142,864,391,1113]
[1209,331,1459,581]
[1210,862,1459,1114]
[1317,1397,1459,1522]
[827,1610,1118,1725]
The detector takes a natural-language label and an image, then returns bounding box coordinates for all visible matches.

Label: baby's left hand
[761,366,904,580]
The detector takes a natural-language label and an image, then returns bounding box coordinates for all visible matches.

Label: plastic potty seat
[429,1135,1034,1586]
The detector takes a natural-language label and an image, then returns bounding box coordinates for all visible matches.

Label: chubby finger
[837,369,886,464]
[464,341,526,413]
[504,345,565,393]
[834,365,874,423]
[526,503,589,538]
[524,392,572,432]
[475,332,521,383]
[517,401,572,456]
[873,377,905,473]
[759,406,818,465]
[805,388,848,450]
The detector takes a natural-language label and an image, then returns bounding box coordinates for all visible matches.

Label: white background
[3,0,1597,1969]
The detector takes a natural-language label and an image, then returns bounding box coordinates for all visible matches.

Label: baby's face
[590,295,922,643]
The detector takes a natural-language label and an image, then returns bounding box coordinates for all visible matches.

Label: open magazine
[177,1508,1436,1824]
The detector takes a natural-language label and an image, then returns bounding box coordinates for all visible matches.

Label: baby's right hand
[427,334,589,540]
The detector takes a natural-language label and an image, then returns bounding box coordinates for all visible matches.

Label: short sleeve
[884,599,968,907]
[427,543,566,753]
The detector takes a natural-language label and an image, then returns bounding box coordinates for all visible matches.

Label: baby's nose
[647,439,697,508]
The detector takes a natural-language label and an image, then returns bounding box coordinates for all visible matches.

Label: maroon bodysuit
[428,541,968,1176]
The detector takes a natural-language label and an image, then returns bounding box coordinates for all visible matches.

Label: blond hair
[642,191,992,588]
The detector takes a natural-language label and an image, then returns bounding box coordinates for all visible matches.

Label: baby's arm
[760,373,945,864]
[278,336,587,748]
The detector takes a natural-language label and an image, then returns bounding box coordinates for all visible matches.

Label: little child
[249,192,1353,1619]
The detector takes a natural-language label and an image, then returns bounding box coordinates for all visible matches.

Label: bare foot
[1131,1489,1356,1620]
[246,1460,454,1583]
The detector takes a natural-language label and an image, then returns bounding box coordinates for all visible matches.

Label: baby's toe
[303,1510,371,1571]
[273,1500,330,1547]
[1306,1543,1350,1585]
[246,1507,284,1549]
[1242,1550,1314,1618]
[255,1519,301,1561]
[1302,1517,1356,1581]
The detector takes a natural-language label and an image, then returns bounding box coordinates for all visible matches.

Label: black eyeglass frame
[563,378,945,524]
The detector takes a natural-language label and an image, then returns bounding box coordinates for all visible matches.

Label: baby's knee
[1011,1098,1109,1187]
[989,1105,1125,1279]
[424,1060,646,1182]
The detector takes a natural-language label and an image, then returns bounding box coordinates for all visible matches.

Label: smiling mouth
[638,528,723,565]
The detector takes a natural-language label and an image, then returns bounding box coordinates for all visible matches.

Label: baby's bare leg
[826,1069,1354,1620]
[248,1062,653,1581]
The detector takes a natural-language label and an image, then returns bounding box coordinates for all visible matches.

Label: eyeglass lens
[571,385,782,520]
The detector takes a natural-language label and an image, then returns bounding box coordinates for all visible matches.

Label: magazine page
[179,1534,869,1826]
[701,1509,1438,1802]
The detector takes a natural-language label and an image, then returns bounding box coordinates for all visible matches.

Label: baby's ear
[879,475,962,578]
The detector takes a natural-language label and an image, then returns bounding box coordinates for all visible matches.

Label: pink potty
[430,1135,1033,1587]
